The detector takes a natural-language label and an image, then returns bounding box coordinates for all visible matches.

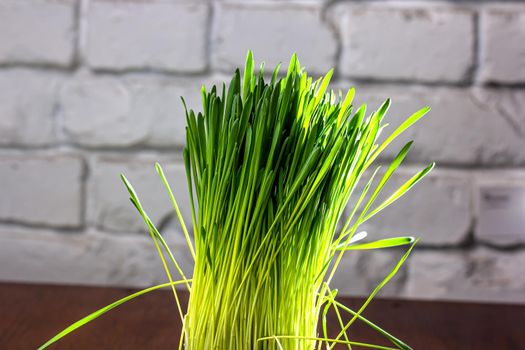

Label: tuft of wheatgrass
[182,51,432,350]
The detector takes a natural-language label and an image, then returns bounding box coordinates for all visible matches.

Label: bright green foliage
[39,51,433,350]
[182,52,432,349]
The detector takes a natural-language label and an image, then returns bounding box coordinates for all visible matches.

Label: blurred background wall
[0,0,524,303]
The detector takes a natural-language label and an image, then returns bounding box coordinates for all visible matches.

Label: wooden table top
[0,282,523,349]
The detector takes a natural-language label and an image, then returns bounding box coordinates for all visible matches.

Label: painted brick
[59,75,204,147]
[0,153,84,227]
[125,75,205,147]
[480,7,525,83]
[85,0,208,72]
[59,76,138,146]
[213,2,337,74]
[0,0,75,66]
[473,170,525,246]
[0,70,59,146]
[330,3,474,82]
[404,248,525,304]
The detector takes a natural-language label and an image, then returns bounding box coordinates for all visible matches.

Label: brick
[59,75,204,147]
[88,156,192,233]
[480,7,525,83]
[213,2,337,74]
[0,153,84,227]
[60,76,138,146]
[0,226,193,287]
[125,76,205,147]
[335,85,525,165]
[0,70,59,146]
[473,170,525,246]
[330,4,474,82]
[404,248,525,303]
[330,249,407,297]
[85,1,208,72]
[349,167,472,246]
[478,88,525,138]
[0,0,75,66]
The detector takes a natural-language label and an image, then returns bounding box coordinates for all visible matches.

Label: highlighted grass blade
[364,106,431,169]
[362,163,435,223]
[337,87,355,126]
[336,236,416,251]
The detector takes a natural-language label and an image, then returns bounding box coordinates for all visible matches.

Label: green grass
[39,51,433,350]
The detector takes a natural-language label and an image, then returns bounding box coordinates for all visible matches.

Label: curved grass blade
[329,239,418,349]
[121,174,191,290]
[364,107,430,170]
[155,162,196,260]
[327,142,414,288]
[335,141,414,250]
[324,285,352,349]
[38,280,191,350]
[335,236,416,251]
[359,141,413,220]
[273,336,284,350]
[361,163,435,223]
[258,335,398,350]
[121,174,190,322]
[329,299,412,350]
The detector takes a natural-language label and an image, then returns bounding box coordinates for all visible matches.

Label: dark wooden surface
[0,282,523,350]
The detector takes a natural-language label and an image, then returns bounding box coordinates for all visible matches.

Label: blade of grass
[329,239,418,349]
[38,280,191,350]
[258,336,398,350]
[155,162,196,260]
[328,299,412,350]
[364,107,430,170]
[335,236,415,250]
[121,174,189,322]
[361,163,435,223]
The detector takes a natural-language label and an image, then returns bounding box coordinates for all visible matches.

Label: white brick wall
[0,0,75,67]
[0,226,171,287]
[0,70,61,146]
[480,7,525,83]
[0,0,524,304]
[405,248,525,303]
[85,0,209,72]
[330,3,474,82]
[60,76,138,146]
[0,152,84,227]
[59,75,206,147]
